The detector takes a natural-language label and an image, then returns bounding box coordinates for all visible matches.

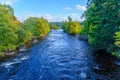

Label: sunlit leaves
[0,4,17,51]
[23,17,50,38]
[62,17,83,35]
[114,32,120,47]
[0,4,50,53]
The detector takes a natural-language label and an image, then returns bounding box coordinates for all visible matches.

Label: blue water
[0,29,118,80]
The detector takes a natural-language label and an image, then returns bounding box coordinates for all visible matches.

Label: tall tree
[84,0,120,52]
[0,4,17,51]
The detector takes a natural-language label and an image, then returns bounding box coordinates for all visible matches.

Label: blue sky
[0,0,87,22]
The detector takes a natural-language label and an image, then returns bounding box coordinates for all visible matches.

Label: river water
[0,29,120,80]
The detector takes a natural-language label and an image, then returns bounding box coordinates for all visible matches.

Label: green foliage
[17,27,32,46]
[0,4,50,53]
[112,31,120,58]
[62,17,83,34]
[0,4,17,51]
[50,22,62,28]
[23,17,50,37]
[84,0,120,52]
[49,23,59,30]
[0,26,17,51]
[114,32,120,48]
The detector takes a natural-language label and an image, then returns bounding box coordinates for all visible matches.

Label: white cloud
[43,15,68,22]
[65,7,71,10]
[16,13,42,22]
[58,16,68,22]
[76,4,87,11]
[16,14,53,22]
[17,13,84,22]
[70,13,79,18]
[17,14,68,22]
[70,13,85,22]
[43,14,53,22]
[0,0,19,5]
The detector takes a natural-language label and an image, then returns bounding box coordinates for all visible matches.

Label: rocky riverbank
[0,35,46,61]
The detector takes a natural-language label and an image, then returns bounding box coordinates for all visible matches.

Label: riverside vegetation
[62,0,120,59]
[0,4,59,55]
[1,0,120,60]
[1,1,120,79]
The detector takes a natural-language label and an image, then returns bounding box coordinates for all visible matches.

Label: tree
[23,17,50,38]
[49,23,59,30]
[16,23,32,47]
[62,17,83,34]
[0,26,17,51]
[84,0,120,52]
[0,4,18,52]
[0,4,51,53]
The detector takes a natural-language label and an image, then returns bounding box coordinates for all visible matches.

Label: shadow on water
[0,29,120,80]
[93,49,120,80]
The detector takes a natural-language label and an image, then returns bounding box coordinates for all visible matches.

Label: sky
[0,0,87,22]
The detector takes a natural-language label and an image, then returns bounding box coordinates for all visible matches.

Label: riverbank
[78,34,120,78]
[0,35,46,61]
[0,29,97,80]
[79,35,88,41]
[0,30,120,79]
[92,49,120,79]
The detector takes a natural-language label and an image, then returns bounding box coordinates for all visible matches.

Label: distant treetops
[0,4,50,53]
[62,16,83,35]
[49,23,59,30]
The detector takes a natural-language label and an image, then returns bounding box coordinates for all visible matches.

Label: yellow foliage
[114,32,120,47]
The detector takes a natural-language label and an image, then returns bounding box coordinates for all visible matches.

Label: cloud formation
[17,13,84,22]
[65,7,72,10]
[76,4,86,11]
[43,14,53,21]
[0,0,18,5]
[70,13,79,18]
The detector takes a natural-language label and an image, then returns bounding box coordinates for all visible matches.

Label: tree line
[62,16,83,35]
[0,4,59,54]
[62,0,120,58]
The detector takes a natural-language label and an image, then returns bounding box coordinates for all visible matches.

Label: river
[0,29,120,80]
